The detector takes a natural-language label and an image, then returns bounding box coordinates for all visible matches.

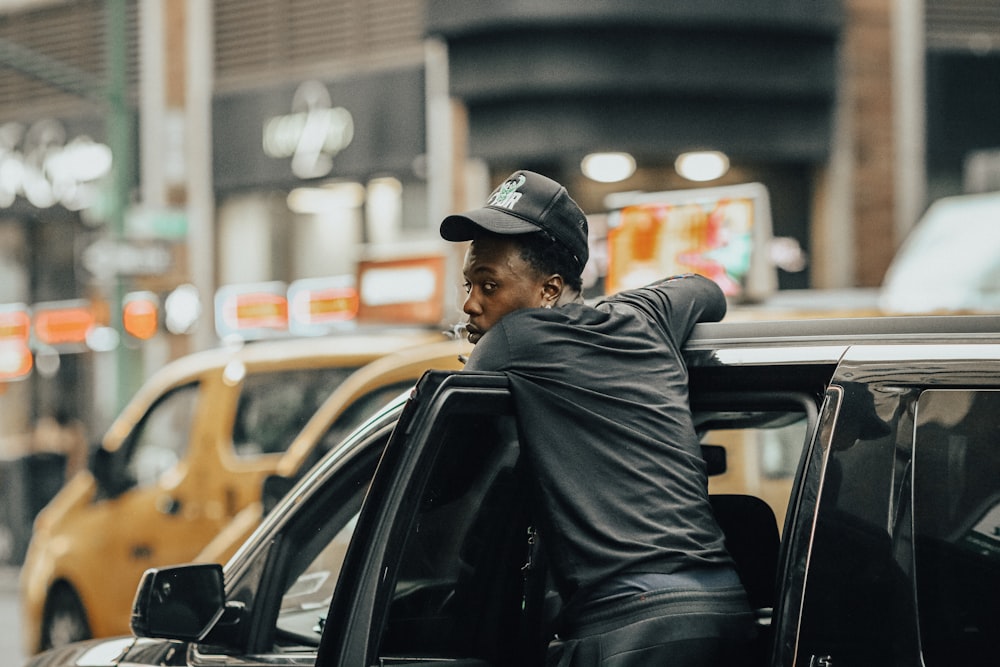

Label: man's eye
[482,282,498,293]
[462,281,471,294]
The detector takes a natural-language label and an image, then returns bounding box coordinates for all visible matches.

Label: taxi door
[81,371,235,637]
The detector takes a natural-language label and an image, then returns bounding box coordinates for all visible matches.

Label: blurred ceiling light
[675,151,730,182]
[581,152,636,183]
[287,182,365,214]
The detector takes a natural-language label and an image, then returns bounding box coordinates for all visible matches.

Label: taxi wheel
[40,583,92,651]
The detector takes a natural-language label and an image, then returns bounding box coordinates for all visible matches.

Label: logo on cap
[487,174,526,210]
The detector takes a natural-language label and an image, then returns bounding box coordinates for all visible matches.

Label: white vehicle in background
[880,190,1000,314]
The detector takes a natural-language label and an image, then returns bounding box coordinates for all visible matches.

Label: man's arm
[600,273,727,342]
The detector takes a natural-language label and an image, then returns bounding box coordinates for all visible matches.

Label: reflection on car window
[276,514,359,643]
[794,382,905,665]
[127,383,199,487]
[268,427,390,650]
[381,413,529,663]
[233,367,359,457]
[914,389,1000,666]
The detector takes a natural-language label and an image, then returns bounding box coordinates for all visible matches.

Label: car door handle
[156,494,182,515]
[131,544,153,560]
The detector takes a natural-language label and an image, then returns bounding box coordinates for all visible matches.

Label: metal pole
[106,0,141,412]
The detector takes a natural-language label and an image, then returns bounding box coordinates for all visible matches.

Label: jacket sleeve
[599,273,726,344]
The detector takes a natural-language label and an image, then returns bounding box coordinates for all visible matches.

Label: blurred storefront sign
[604,183,777,302]
[262,80,355,180]
[0,304,32,381]
[125,206,188,239]
[213,260,446,341]
[213,65,425,190]
[31,299,103,351]
[79,237,173,281]
[0,118,111,211]
[214,281,289,341]
[357,256,445,326]
[287,275,359,337]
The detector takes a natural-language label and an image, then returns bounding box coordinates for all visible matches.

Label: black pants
[546,586,757,667]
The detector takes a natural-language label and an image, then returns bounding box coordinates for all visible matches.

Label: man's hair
[514,231,584,292]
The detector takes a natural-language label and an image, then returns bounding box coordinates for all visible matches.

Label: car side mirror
[261,474,295,515]
[701,444,727,476]
[131,563,226,641]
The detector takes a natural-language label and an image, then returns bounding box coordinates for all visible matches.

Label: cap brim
[440,206,542,241]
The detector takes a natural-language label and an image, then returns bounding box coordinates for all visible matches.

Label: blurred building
[0,0,998,451]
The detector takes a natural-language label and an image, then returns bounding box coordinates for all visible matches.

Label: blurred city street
[0,0,998,664]
[0,566,25,666]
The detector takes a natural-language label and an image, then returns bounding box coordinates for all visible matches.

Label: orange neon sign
[215,282,289,340]
[33,304,96,346]
[0,307,30,341]
[123,294,159,340]
[0,339,32,381]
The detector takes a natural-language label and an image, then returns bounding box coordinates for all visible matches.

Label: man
[440,170,756,666]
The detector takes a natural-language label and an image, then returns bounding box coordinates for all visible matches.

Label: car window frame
[321,370,830,666]
[319,372,513,666]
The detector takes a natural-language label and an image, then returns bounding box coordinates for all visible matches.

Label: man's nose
[462,292,480,316]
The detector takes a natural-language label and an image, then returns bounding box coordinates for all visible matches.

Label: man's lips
[465,323,483,343]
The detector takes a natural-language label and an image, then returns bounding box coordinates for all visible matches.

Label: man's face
[461,235,547,344]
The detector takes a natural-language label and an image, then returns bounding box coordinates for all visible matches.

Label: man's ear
[542,274,564,302]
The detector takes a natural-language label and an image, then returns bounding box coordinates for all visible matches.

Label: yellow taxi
[19,330,468,654]
[194,338,473,565]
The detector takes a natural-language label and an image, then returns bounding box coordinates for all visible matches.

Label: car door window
[378,412,529,665]
[793,382,919,666]
[232,366,358,457]
[913,389,1000,666]
[263,424,392,652]
[275,511,362,646]
[125,383,199,487]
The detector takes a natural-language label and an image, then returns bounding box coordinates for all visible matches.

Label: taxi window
[297,380,414,475]
[126,383,200,487]
[232,366,358,457]
[913,389,1000,666]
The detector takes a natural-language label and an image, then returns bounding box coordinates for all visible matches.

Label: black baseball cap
[440,170,589,270]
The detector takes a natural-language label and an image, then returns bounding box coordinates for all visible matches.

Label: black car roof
[688,314,1000,350]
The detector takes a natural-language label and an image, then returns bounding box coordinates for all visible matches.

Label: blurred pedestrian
[32,408,88,480]
[440,170,756,666]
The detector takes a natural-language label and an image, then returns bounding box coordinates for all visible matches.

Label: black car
[26,316,1000,667]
